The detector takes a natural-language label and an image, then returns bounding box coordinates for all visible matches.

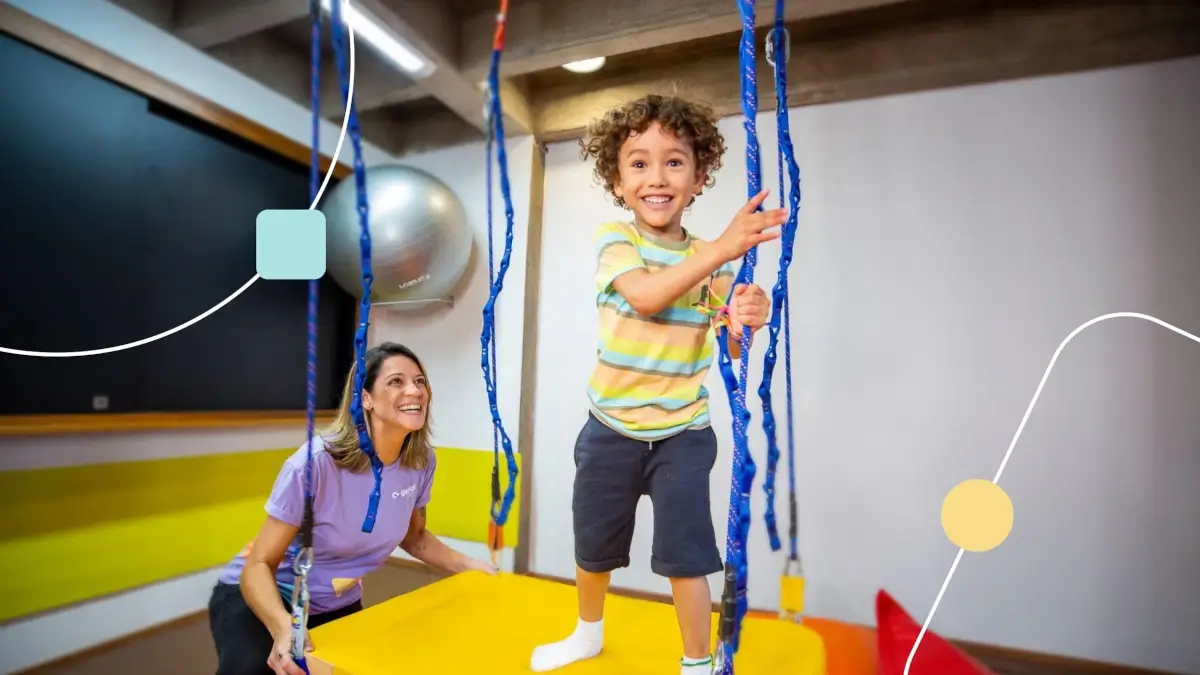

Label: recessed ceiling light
[562,57,606,74]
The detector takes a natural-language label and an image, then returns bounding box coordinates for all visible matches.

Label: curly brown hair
[580,94,726,209]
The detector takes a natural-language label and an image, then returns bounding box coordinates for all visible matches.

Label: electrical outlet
[92,395,109,411]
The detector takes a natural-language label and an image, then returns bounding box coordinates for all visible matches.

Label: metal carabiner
[713,644,730,674]
[482,80,496,133]
[487,506,504,569]
[764,27,791,69]
[289,547,315,661]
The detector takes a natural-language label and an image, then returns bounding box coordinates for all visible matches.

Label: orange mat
[748,610,877,675]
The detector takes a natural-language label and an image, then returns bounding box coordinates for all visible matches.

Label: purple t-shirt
[217,438,435,614]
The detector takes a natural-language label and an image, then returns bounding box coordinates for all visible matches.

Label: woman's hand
[267,627,311,675]
[461,556,499,575]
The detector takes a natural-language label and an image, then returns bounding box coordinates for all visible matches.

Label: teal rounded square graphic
[256,209,327,280]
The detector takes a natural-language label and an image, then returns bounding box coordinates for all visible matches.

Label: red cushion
[875,590,994,675]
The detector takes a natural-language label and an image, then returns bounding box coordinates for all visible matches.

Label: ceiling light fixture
[562,57,606,74]
[320,0,436,79]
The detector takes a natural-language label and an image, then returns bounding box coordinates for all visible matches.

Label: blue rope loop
[328,0,385,535]
[485,71,500,519]
[758,0,803,557]
[779,9,800,558]
[480,12,519,532]
[716,2,761,672]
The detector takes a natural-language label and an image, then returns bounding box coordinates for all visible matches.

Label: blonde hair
[321,342,433,472]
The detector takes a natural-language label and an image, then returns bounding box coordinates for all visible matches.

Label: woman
[208,342,496,675]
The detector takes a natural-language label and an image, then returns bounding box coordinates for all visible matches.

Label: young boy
[530,95,786,674]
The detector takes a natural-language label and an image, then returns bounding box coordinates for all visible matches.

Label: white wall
[370,135,536,573]
[531,56,1200,674]
[368,137,533,458]
[7,0,395,169]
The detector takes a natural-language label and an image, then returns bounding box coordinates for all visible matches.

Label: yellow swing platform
[306,571,825,674]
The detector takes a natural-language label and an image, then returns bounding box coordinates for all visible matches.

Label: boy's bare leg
[671,576,716,672]
[530,567,609,671]
[578,568,611,621]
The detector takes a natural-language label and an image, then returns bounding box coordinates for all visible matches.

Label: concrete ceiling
[108,0,1200,157]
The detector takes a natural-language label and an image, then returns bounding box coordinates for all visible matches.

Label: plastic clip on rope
[289,546,315,671]
[480,0,519,569]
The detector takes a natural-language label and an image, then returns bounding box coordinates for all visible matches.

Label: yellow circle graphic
[941,479,1013,552]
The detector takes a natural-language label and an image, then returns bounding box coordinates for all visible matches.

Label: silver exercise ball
[321,163,473,307]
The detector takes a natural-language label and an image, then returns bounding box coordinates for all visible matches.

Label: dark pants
[208,582,362,675]
[573,413,723,579]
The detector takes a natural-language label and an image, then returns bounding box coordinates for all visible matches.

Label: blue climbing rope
[303,0,321,548]
[328,0,385,537]
[484,43,499,541]
[715,1,762,672]
[759,0,803,558]
[290,1,383,668]
[480,0,519,559]
[289,2,323,671]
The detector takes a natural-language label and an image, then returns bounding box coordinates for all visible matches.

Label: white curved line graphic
[905,311,1200,674]
[0,12,361,359]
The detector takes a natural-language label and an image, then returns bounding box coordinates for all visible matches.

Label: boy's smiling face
[612,121,705,238]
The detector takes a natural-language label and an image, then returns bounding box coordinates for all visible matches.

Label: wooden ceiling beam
[316,53,418,119]
[371,106,490,157]
[458,0,917,81]
[532,1,1200,142]
[174,0,308,49]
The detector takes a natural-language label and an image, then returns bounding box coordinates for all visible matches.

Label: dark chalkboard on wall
[0,34,356,415]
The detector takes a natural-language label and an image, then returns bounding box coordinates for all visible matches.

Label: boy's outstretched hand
[728,283,769,337]
[714,189,786,262]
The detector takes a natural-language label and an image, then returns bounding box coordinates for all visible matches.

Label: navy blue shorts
[572,413,723,579]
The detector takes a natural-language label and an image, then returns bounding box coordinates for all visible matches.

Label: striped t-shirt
[587,220,737,441]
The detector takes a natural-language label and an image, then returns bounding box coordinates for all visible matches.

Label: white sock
[681,655,714,674]
[530,617,604,672]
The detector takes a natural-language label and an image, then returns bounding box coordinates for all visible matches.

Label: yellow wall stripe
[426,447,522,547]
[0,449,294,540]
[0,446,520,622]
